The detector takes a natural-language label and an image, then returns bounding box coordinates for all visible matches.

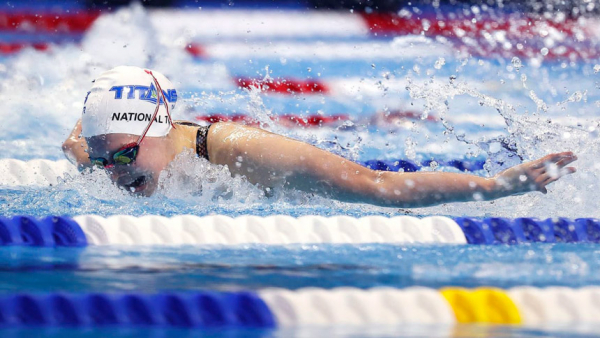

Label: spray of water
[0,3,598,218]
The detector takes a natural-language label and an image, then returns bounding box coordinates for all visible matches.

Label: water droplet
[434,57,445,69]
[511,57,522,71]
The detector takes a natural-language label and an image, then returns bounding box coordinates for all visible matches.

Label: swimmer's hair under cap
[81,66,178,138]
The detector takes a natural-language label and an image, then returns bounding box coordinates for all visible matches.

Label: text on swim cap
[109,82,177,106]
[111,112,169,123]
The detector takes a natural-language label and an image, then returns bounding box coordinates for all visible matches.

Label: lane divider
[0,157,484,187]
[0,291,275,328]
[1,215,599,247]
[0,11,100,33]
[441,287,521,324]
[0,159,77,186]
[0,216,87,247]
[261,286,600,326]
[236,77,329,95]
[0,10,598,62]
[0,42,50,54]
[1,287,599,327]
[73,215,465,245]
[361,13,594,40]
[194,111,439,128]
[454,217,600,244]
[1,10,593,44]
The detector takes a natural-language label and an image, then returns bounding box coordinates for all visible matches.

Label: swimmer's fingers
[534,173,550,193]
[545,166,577,181]
[536,166,576,194]
[531,152,577,169]
[555,155,578,168]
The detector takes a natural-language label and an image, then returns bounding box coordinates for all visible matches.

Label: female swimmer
[62,66,577,207]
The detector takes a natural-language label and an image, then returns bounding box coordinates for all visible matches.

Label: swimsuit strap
[196,124,211,160]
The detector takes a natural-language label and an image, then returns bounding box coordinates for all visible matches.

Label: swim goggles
[89,70,175,169]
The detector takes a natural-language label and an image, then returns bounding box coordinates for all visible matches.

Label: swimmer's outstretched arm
[62,119,91,171]
[210,123,577,208]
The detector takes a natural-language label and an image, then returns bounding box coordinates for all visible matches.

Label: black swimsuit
[174,121,211,161]
[195,125,211,160]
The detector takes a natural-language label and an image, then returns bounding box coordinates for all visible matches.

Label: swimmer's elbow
[62,137,90,170]
[61,138,73,152]
[62,137,76,156]
[61,139,78,165]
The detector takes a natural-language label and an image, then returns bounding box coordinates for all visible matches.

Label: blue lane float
[454,217,600,244]
[361,158,485,172]
[0,216,87,247]
[0,291,275,328]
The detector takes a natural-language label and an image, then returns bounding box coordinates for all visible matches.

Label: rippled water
[1,4,598,218]
[0,243,597,293]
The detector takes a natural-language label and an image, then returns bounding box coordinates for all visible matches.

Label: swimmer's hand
[493,151,577,196]
[62,118,91,171]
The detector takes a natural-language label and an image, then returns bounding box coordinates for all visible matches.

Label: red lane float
[362,13,600,60]
[194,111,437,128]
[194,113,349,127]
[0,42,49,54]
[236,77,329,95]
[185,43,206,58]
[0,11,100,33]
[362,13,588,39]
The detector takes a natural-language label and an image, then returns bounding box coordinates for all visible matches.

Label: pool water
[0,1,599,337]
[0,244,598,293]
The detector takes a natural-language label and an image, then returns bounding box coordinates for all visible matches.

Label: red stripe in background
[185,43,206,58]
[194,111,438,128]
[0,42,49,54]
[195,113,348,127]
[362,13,585,38]
[0,11,100,33]
[236,77,329,95]
[362,13,599,60]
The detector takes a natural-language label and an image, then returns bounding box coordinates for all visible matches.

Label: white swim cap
[81,66,177,138]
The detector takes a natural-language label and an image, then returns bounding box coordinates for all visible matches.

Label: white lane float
[73,215,466,245]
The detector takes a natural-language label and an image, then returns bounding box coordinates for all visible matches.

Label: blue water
[1,244,600,337]
[0,243,597,293]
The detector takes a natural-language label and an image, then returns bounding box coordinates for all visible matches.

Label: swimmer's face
[86,134,173,196]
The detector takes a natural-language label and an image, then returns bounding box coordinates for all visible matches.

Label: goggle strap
[150,72,175,129]
[135,70,174,145]
[136,96,160,144]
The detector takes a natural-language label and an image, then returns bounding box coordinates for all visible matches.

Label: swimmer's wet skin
[62,66,577,207]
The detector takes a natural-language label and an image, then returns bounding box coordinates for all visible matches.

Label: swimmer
[62,66,577,207]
